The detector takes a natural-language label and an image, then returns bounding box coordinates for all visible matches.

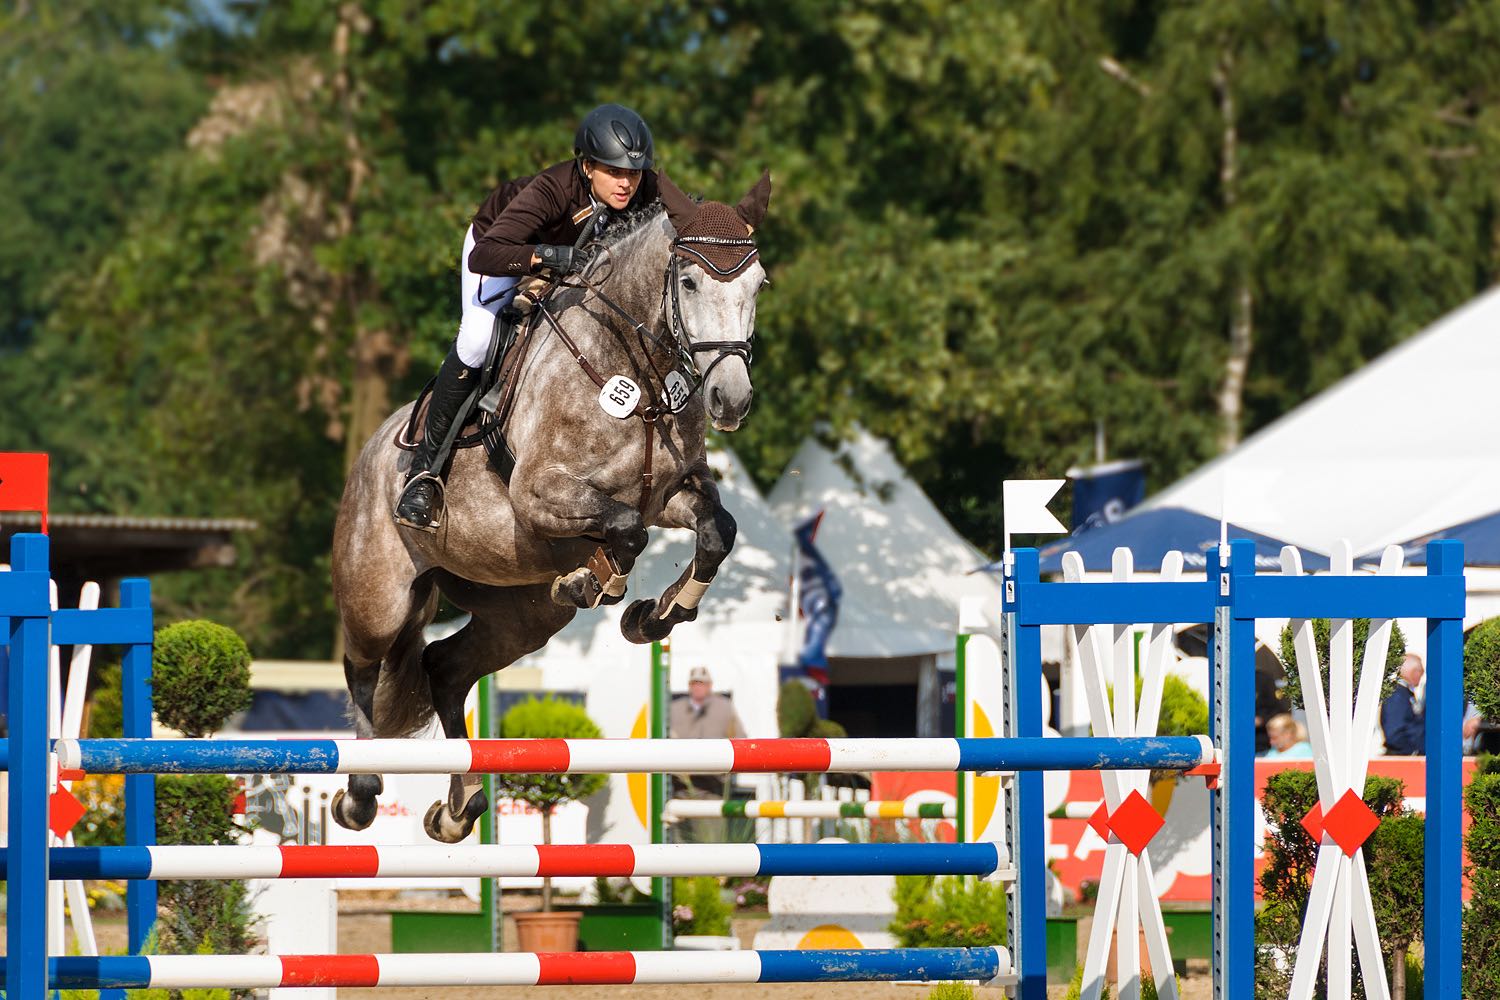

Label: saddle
[394,285,548,484]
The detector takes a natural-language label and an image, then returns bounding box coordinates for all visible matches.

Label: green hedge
[1277,618,1406,711]
[152,620,253,737]
[891,874,1007,948]
[1466,617,1500,720]
[1466,773,1500,994]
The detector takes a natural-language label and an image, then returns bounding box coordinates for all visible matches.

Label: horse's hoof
[331,788,377,832]
[621,598,674,644]
[424,799,478,844]
[550,567,604,609]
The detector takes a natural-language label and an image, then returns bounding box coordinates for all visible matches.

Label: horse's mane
[600,199,668,242]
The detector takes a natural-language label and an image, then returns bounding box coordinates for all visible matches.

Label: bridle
[664,235,759,389]
[541,232,760,415]
[523,224,761,513]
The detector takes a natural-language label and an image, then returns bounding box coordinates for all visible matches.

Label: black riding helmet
[574,103,655,171]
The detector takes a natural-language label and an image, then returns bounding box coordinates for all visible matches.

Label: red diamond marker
[49,786,85,839]
[1322,789,1379,858]
[1088,802,1111,841]
[1301,802,1325,842]
[1107,790,1164,855]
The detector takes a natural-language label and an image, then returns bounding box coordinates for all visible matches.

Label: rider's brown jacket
[467,159,661,277]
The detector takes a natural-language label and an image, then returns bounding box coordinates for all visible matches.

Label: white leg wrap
[667,575,712,615]
[605,573,629,598]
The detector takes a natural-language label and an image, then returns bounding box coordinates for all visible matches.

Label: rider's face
[585,161,642,210]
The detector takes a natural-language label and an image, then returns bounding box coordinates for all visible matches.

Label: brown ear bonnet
[659,170,772,281]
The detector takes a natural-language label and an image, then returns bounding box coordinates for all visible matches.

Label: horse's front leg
[621,466,736,644]
[512,466,650,610]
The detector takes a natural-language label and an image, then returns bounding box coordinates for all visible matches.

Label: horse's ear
[735,169,772,230]
[657,171,699,233]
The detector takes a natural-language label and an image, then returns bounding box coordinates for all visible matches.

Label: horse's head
[658,170,771,432]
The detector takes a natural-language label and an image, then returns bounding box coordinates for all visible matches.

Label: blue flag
[794,511,842,676]
[1069,459,1146,532]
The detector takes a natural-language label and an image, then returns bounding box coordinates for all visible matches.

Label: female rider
[395,103,660,532]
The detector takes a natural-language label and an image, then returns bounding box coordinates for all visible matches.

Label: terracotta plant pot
[514,910,583,952]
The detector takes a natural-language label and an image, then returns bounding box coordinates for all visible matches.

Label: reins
[521,230,756,513]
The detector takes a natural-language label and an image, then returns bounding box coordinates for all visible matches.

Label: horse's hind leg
[331,574,440,832]
[330,657,384,831]
[622,465,737,644]
[421,578,576,843]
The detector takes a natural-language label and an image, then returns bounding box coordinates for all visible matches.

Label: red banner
[0,452,49,533]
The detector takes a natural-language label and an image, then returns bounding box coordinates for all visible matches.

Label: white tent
[1142,286,1500,556]
[767,430,1006,736]
[768,430,1003,659]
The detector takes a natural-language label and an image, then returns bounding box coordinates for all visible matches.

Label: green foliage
[1365,813,1425,954]
[492,697,606,814]
[777,680,816,738]
[671,876,731,936]
[152,621,253,738]
[89,662,125,738]
[154,775,258,967]
[926,982,975,1000]
[1467,618,1500,720]
[890,874,1007,948]
[1466,773,1500,994]
[809,717,848,739]
[1277,619,1407,711]
[1256,770,1411,998]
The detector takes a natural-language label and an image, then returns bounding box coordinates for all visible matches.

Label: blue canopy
[1357,509,1497,567]
[1020,507,1330,574]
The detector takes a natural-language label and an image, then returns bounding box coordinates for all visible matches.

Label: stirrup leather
[394,471,447,532]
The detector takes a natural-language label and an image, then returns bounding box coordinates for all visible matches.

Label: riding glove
[534,244,575,274]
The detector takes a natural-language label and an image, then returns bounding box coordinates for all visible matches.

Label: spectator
[1381,653,1426,756]
[1262,714,1313,759]
[1464,702,1484,755]
[668,667,746,842]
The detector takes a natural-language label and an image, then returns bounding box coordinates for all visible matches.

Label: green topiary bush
[88,661,125,737]
[152,621,253,737]
[777,679,816,737]
[1255,769,1411,999]
[671,875,731,936]
[154,774,258,973]
[1277,618,1406,711]
[493,696,606,911]
[1366,813,1425,999]
[1464,772,1500,995]
[891,874,1007,948]
[1466,618,1500,720]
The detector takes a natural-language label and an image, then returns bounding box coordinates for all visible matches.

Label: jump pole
[8,946,1019,990]
[56,736,1215,775]
[19,841,1014,881]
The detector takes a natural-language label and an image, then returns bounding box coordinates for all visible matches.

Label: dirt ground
[53,895,1215,1000]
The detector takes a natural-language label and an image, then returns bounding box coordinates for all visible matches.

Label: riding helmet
[574,103,655,171]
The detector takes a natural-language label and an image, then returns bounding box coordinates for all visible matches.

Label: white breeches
[455,227,521,368]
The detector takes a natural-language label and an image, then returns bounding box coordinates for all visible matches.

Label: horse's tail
[371,594,439,738]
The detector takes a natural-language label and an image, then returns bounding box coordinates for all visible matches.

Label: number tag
[664,371,691,411]
[598,375,640,418]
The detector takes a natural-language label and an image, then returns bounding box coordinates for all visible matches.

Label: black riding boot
[394,348,481,532]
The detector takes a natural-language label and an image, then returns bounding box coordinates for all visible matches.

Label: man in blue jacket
[1381,654,1426,755]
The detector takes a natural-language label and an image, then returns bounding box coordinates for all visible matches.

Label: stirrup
[394,471,446,532]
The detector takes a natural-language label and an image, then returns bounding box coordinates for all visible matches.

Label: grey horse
[329,171,771,841]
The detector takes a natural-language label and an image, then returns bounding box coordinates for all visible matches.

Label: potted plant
[493,696,606,952]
